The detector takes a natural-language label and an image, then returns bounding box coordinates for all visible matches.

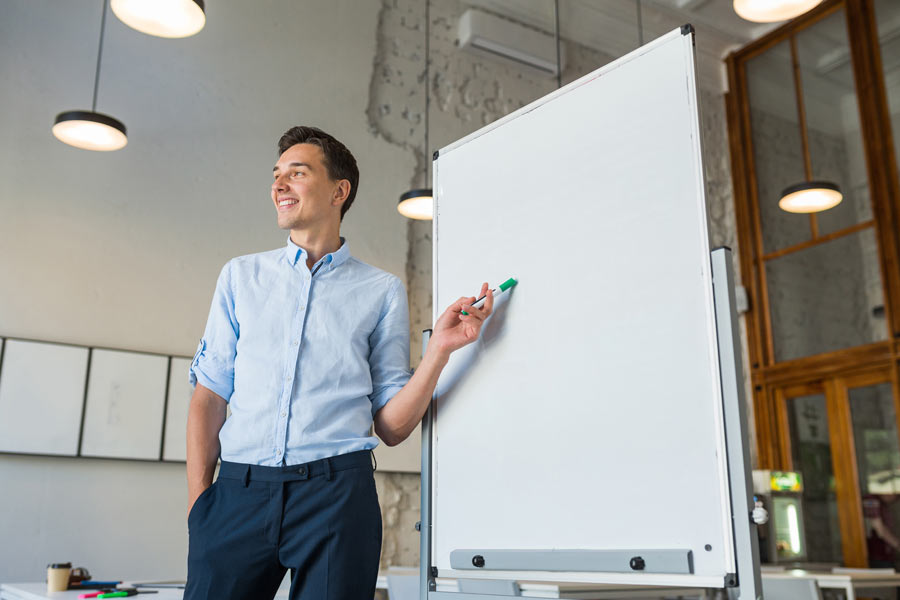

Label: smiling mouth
[278,198,299,210]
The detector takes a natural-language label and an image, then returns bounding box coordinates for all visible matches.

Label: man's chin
[277,217,300,231]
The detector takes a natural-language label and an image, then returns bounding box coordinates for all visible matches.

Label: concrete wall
[0,0,749,582]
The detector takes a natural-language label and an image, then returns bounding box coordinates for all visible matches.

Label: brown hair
[277,126,359,221]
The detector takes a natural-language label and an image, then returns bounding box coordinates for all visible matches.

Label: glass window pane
[788,393,844,563]
[795,10,873,236]
[849,381,900,568]
[747,40,811,254]
[766,228,887,362]
[874,0,900,189]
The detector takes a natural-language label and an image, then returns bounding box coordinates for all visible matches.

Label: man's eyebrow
[272,162,313,172]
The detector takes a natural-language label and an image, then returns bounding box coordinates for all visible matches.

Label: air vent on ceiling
[458,8,566,78]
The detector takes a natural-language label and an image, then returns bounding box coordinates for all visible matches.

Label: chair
[385,574,419,600]
[761,577,823,600]
[457,578,521,596]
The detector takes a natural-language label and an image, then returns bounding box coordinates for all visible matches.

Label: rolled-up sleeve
[368,277,412,415]
[189,261,239,401]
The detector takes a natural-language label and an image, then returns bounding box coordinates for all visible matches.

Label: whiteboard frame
[420,27,760,598]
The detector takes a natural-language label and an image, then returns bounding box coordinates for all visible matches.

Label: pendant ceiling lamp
[733,0,824,23]
[111,0,205,38]
[398,188,434,220]
[778,36,842,214]
[779,181,843,213]
[398,0,434,220]
[52,0,127,152]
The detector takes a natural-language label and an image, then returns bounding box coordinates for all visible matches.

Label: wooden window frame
[725,0,900,567]
[725,0,900,445]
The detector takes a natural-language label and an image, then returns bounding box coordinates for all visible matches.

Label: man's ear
[333,180,351,208]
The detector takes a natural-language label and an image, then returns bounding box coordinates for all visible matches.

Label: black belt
[218,449,373,484]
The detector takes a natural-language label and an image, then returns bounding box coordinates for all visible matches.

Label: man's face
[271,143,343,232]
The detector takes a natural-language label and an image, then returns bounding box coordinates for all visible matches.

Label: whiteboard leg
[420,329,437,598]
[710,248,763,600]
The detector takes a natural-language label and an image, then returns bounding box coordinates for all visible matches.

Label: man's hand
[429,282,494,358]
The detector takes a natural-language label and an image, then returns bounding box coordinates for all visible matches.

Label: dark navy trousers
[184,450,382,600]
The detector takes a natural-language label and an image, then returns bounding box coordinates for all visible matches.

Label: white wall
[0,0,411,583]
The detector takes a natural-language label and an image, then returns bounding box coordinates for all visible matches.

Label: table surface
[760,568,900,586]
[8,570,900,600]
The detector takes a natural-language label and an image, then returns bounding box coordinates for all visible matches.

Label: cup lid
[47,562,72,569]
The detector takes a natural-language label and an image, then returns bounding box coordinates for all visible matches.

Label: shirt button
[293,341,299,346]
[287,375,293,381]
[299,305,305,311]
[281,411,286,417]
[276,449,282,455]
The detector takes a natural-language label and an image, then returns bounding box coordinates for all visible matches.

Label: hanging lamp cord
[424,0,431,188]
[636,0,644,47]
[91,0,109,112]
[553,0,562,90]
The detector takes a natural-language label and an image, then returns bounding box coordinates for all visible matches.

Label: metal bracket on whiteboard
[710,248,763,600]
[450,549,693,574]
[420,329,438,597]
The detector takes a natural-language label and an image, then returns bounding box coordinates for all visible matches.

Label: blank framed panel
[0,339,88,455]
[81,349,168,460]
[163,357,192,462]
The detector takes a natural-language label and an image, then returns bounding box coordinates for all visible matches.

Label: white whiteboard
[81,349,168,460]
[431,29,734,587]
[163,357,192,462]
[0,339,88,456]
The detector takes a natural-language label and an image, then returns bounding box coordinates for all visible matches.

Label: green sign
[771,471,803,492]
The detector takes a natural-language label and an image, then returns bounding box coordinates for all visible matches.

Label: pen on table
[97,591,158,598]
[461,277,517,315]
[77,591,114,599]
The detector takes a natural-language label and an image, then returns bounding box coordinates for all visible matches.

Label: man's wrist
[423,342,451,368]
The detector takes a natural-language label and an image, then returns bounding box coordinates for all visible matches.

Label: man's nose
[273,174,288,192]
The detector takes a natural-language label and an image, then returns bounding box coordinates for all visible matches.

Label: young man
[184,126,492,600]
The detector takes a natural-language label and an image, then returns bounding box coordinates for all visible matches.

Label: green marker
[461,277,517,315]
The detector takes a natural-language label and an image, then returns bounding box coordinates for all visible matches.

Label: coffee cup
[47,562,72,593]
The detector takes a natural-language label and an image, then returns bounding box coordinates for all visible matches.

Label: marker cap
[498,277,517,292]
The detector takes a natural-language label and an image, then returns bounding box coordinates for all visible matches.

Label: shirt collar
[285,236,351,272]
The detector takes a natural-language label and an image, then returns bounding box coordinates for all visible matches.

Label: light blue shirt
[189,237,412,466]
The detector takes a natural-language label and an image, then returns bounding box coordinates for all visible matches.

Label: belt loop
[241,464,250,487]
[324,457,333,481]
[371,450,377,473]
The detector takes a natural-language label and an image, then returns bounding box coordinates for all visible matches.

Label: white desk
[761,569,900,600]
[0,584,185,600]
[1,579,706,600]
[1,578,392,600]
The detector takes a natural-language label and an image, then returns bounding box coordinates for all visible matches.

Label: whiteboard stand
[418,248,762,599]
[710,248,762,600]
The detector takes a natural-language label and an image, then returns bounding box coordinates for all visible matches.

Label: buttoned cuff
[189,339,234,402]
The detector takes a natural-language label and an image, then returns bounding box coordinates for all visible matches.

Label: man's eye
[292,171,304,177]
